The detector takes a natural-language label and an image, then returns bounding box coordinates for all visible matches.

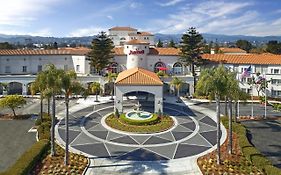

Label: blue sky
[0,0,281,37]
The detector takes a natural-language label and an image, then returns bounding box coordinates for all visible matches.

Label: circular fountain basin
[125,111,153,120]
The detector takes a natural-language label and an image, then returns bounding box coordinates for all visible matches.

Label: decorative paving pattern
[56,102,221,161]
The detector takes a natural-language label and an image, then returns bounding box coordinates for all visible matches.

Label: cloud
[129,2,142,9]
[158,0,184,7]
[69,27,107,37]
[149,0,281,36]
[107,15,114,20]
[0,0,61,26]
[0,28,52,36]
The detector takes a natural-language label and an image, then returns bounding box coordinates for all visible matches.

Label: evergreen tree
[157,39,163,47]
[168,39,176,48]
[87,31,114,73]
[0,42,14,49]
[236,39,252,53]
[179,27,204,88]
[266,40,281,54]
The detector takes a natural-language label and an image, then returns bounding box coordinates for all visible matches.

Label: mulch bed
[197,130,263,175]
[0,114,31,120]
[238,116,281,121]
[32,145,88,175]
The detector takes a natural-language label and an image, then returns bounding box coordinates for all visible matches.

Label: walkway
[55,97,227,175]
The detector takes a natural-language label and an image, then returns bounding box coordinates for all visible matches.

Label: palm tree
[225,71,240,154]
[106,73,117,100]
[60,70,86,165]
[170,77,183,102]
[91,82,101,102]
[31,71,48,121]
[196,65,228,164]
[44,64,64,156]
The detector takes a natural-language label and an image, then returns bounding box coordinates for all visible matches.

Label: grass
[105,113,174,133]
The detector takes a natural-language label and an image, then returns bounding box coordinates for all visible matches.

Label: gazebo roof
[115,67,163,86]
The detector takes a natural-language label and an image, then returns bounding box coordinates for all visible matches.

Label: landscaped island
[105,112,174,133]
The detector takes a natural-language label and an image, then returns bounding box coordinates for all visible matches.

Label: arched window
[109,62,118,73]
[173,62,183,74]
[154,62,166,73]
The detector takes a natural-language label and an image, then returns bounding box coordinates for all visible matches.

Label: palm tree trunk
[191,63,196,91]
[64,96,69,165]
[177,87,180,102]
[40,98,43,121]
[47,97,50,116]
[234,101,238,123]
[51,94,56,156]
[225,97,228,117]
[215,94,221,165]
[12,108,16,118]
[95,94,98,102]
[228,99,233,154]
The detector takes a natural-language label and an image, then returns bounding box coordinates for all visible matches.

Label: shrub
[119,113,160,126]
[35,118,42,126]
[0,140,49,175]
[37,121,51,140]
[221,117,281,175]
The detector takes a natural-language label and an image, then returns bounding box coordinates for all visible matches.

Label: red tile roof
[115,67,163,86]
[202,54,281,65]
[0,48,90,56]
[109,26,137,31]
[128,32,153,36]
[219,47,247,53]
[125,39,150,45]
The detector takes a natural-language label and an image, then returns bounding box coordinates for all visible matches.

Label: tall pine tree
[157,39,163,47]
[88,31,114,74]
[179,27,204,88]
[168,39,176,48]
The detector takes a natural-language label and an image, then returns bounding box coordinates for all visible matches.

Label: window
[6,59,9,62]
[271,79,281,85]
[271,69,280,74]
[64,65,68,71]
[173,62,183,74]
[5,66,10,73]
[22,66,27,72]
[76,65,80,72]
[272,90,281,96]
[109,62,118,73]
[65,57,67,61]
[154,62,166,73]
[38,65,42,72]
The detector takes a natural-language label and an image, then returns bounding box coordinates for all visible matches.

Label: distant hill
[1,33,281,46]
[155,33,281,44]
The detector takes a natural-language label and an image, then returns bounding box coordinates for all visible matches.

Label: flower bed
[105,113,174,133]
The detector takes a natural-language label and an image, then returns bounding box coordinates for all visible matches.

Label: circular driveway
[56,102,221,161]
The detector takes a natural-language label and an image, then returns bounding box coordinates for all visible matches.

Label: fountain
[125,101,152,120]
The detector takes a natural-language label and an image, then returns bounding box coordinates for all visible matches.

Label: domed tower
[124,39,149,69]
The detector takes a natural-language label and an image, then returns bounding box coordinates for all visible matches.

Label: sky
[0,0,281,37]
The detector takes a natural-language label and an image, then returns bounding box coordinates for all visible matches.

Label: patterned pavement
[56,102,221,161]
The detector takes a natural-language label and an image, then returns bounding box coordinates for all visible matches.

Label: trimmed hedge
[0,140,49,175]
[119,113,160,126]
[37,121,51,140]
[221,117,281,175]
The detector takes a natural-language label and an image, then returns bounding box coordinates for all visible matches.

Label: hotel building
[1,27,281,99]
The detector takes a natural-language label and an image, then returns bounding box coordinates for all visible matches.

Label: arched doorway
[173,62,183,75]
[154,62,166,73]
[8,82,23,95]
[104,82,114,96]
[124,91,155,113]
[179,83,190,96]
[108,62,119,73]
[27,82,34,95]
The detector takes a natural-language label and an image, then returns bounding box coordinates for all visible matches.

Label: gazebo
[115,67,163,113]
